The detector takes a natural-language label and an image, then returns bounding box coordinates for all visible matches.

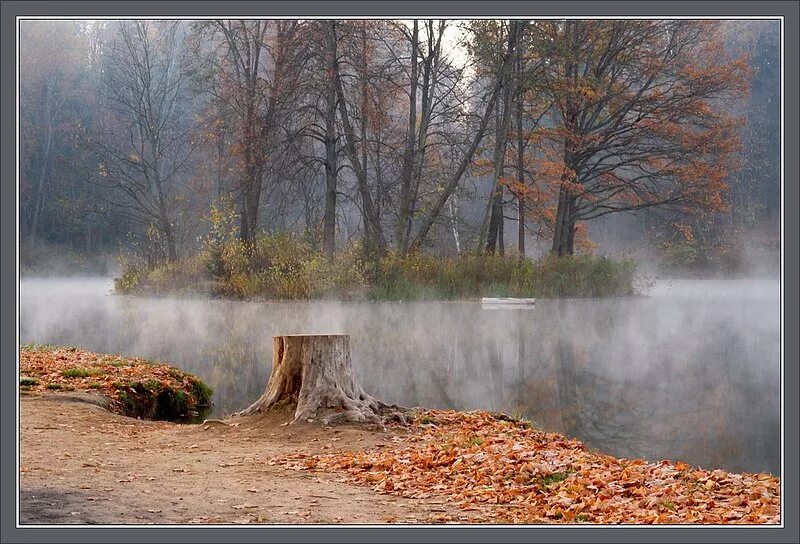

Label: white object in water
[480,297,536,305]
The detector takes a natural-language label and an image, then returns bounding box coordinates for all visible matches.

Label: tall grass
[369,251,635,299]
[115,232,636,300]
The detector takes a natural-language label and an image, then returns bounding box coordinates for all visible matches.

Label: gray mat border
[2,1,797,543]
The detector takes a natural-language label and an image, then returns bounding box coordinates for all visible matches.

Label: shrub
[113,261,142,294]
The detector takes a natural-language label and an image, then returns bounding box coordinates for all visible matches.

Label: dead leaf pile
[273,410,780,525]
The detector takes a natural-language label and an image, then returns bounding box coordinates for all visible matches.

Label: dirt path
[20,393,467,525]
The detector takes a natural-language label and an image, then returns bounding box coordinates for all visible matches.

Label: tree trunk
[163,219,178,263]
[515,42,526,259]
[551,21,579,258]
[237,334,406,426]
[239,193,251,242]
[498,207,505,256]
[322,21,338,262]
[485,56,514,256]
[239,95,261,244]
[551,190,576,256]
[448,196,461,254]
[517,194,525,258]
[30,81,56,247]
[397,20,419,252]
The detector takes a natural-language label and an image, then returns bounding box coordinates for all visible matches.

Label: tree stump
[237,334,406,425]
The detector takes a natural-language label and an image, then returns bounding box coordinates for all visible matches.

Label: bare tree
[17,18,767,269]
[91,21,194,262]
[410,20,524,251]
[196,20,305,242]
[332,20,396,254]
[19,21,88,249]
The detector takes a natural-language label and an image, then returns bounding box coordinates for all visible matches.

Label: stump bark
[237,334,405,425]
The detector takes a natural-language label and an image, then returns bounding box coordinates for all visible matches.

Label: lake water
[19,277,781,475]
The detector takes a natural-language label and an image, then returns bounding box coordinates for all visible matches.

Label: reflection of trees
[201,341,265,417]
[544,336,653,459]
[429,368,457,410]
[555,338,580,435]
[535,311,777,474]
[487,332,505,411]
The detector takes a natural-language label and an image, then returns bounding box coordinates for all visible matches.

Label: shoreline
[18,347,781,525]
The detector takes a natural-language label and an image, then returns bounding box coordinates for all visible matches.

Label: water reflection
[20,278,780,475]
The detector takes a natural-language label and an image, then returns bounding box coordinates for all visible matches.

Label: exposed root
[315,397,409,428]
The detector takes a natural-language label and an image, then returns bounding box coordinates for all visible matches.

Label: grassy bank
[19,345,213,422]
[114,233,637,300]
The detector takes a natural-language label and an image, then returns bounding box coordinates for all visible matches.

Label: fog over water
[20,277,780,475]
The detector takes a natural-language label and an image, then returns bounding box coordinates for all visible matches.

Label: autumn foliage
[507,20,750,255]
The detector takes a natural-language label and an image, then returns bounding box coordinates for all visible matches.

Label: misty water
[20,277,780,475]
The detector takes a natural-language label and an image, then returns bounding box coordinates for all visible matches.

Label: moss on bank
[20,345,213,422]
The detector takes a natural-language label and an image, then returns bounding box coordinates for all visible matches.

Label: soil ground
[19,393,469,525]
